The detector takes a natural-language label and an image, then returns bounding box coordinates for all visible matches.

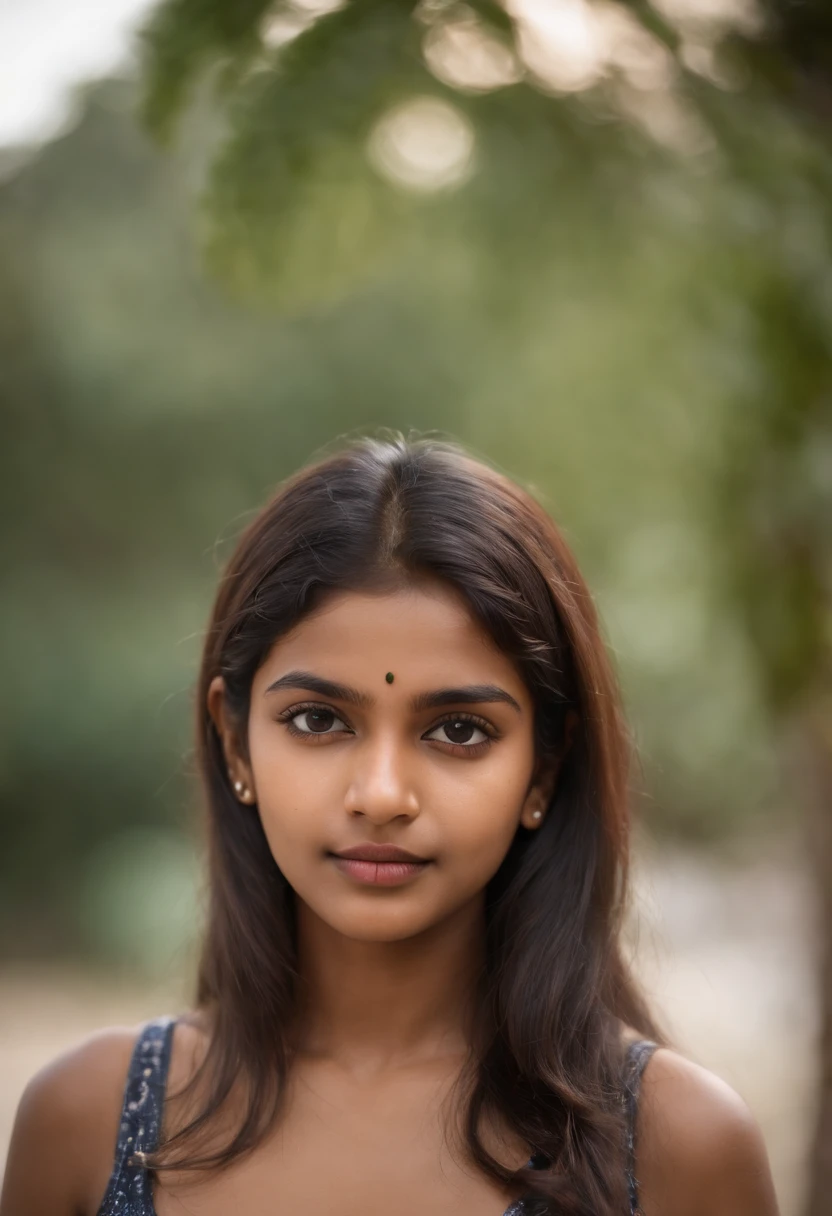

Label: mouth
[328,844,432,888]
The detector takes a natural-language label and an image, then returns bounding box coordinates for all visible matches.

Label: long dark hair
[153,434,662,1215]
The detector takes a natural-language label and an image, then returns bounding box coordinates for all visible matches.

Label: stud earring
[532,810,542,821]
[233,780,244,793]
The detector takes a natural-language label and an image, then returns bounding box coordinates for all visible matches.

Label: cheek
[246,720,334,849]
[434,741,536,858]
[253,780,327,892]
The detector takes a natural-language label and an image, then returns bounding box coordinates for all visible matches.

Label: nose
[343,730,420,823]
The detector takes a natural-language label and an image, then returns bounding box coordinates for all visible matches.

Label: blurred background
[1,1,830,1212]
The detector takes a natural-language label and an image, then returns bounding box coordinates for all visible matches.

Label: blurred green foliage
[1,0,830,969]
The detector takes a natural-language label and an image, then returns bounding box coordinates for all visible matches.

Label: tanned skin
[1,584,780,1216]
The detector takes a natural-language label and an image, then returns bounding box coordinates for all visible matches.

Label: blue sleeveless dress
[97,1018,657,1216]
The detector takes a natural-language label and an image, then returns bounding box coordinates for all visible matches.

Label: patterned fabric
[96,1016,176,1216]
[96,1019,657,1216]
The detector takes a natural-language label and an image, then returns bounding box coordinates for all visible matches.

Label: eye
[280,704,352,737]
[424,715,492,749]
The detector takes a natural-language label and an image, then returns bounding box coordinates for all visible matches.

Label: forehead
[253,583,529,700]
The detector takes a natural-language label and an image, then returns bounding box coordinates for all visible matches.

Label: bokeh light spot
[367,96,475,194]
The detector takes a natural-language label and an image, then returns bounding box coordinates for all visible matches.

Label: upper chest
[154,1057,529,1216]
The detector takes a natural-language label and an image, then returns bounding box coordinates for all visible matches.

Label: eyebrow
[411,685,522,714]
[264,670,522,714]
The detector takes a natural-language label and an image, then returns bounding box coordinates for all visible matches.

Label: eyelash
[276,703,497,756]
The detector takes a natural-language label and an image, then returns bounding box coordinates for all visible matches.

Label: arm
[635,1048,780,1216]
[0,1028,138,1216]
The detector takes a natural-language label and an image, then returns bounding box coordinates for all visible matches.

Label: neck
[292,895,486,1074]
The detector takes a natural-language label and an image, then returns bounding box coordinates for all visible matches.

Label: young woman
[2,436,779,1216]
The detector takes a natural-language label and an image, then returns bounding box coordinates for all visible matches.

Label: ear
[207,675,257,804]
[519,763,558,830]
[519,710,579,830]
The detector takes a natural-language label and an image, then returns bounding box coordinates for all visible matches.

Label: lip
[328,843,432,888]
[332,843,429,863]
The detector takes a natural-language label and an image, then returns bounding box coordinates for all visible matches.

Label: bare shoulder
[0,1024,142,1216]
[635,1047,780,1216]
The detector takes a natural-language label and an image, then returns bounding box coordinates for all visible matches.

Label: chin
[323,905,440,943]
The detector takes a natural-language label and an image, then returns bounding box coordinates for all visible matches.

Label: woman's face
[210,582,553,943]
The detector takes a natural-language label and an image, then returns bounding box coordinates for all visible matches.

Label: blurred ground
[629,840,818,1216]
[0,840,817,1215]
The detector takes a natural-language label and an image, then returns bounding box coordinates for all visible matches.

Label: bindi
[385,672,395,684]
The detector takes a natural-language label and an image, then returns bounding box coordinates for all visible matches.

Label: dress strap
[96,1016,177,1216]
[622,1038,658,1216]
[503,1041,659,1216]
